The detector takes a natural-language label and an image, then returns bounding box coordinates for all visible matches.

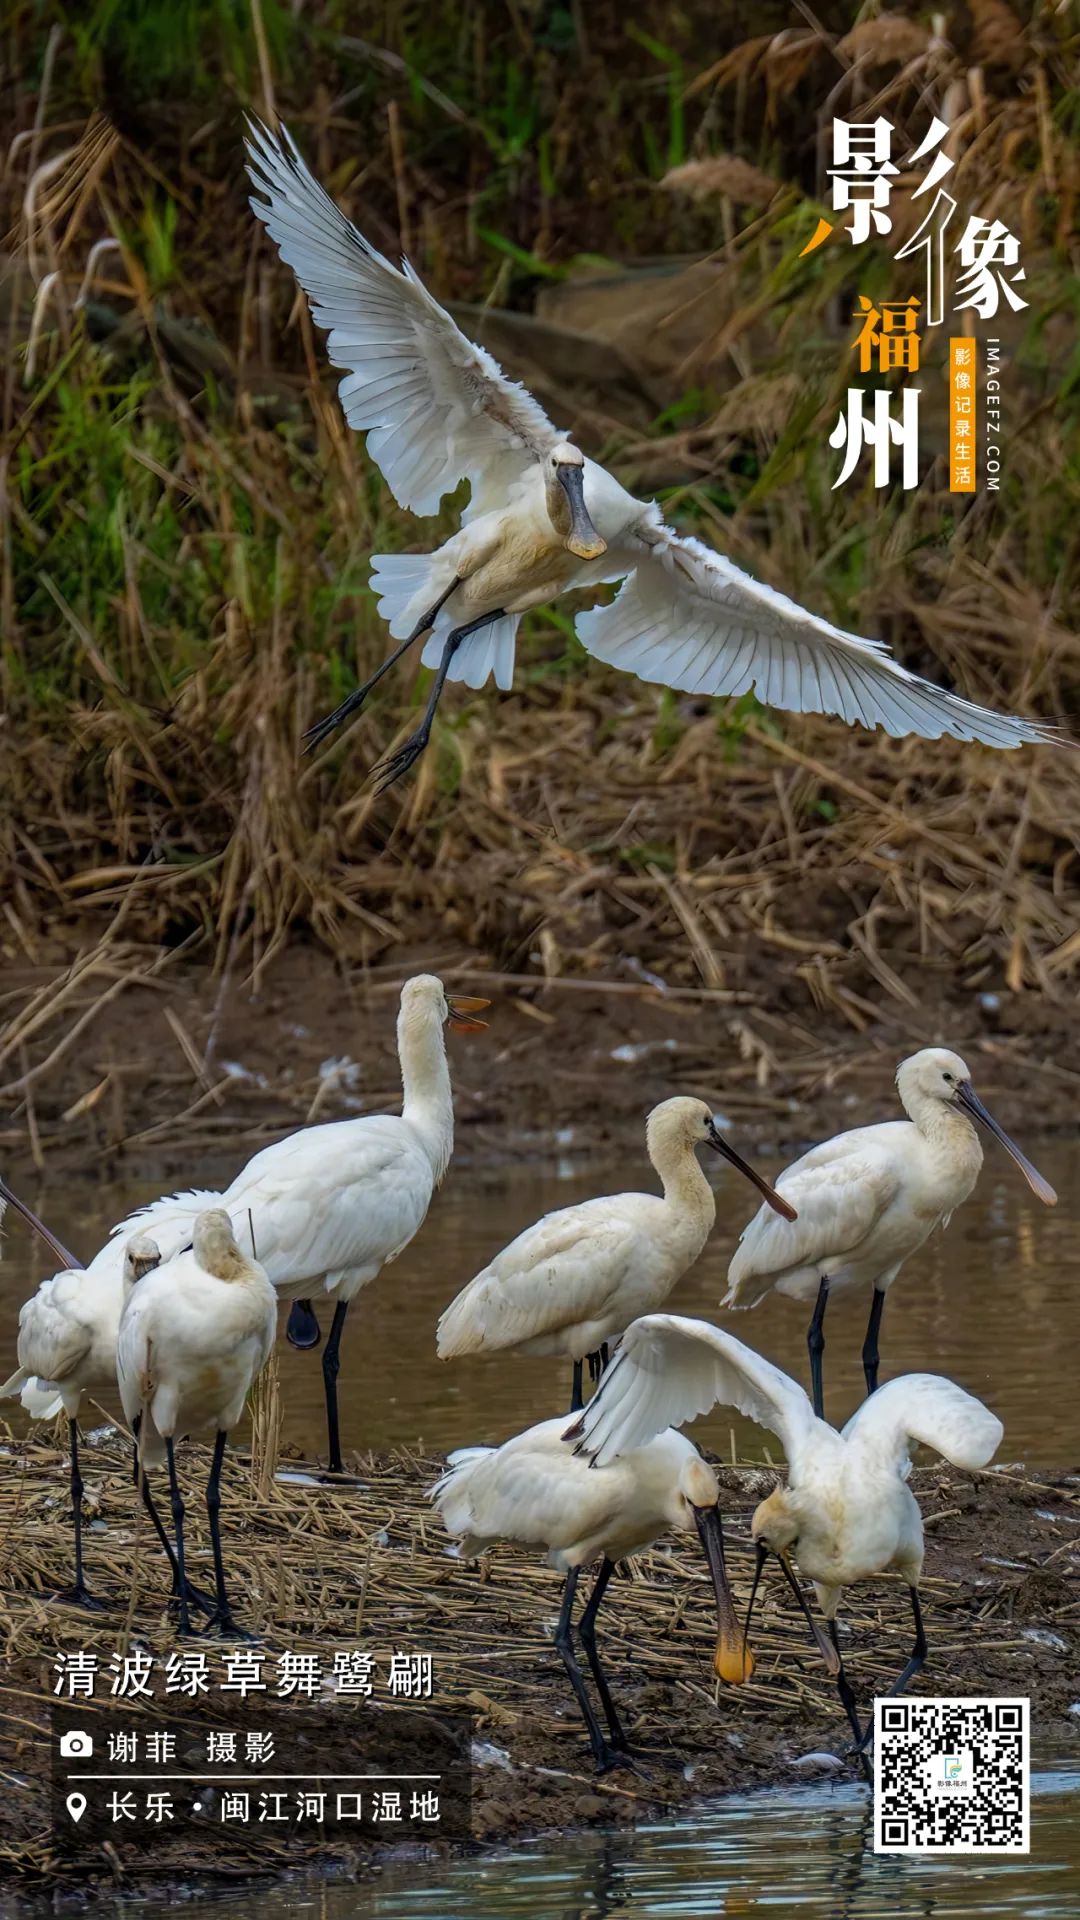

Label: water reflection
[2,1143,1079,1465]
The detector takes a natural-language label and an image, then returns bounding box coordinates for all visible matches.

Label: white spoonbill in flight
[117,1210,276,1637]
[568,1312,1003,1750]
[432,1413,754,1771]
[436,1095,795,1410]
[4,975,488,1479]
[244,117,1059,791]
[723,1048,1055,1421]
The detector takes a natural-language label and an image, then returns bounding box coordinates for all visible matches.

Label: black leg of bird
[577,1557,631,1754]
[829,1622,870,1780]
[862,1288,886,1396]
[304,578,462,752]
[807,1277,830,1420]
[892,1586,928,1696]
[165,1437,192,1635]
[554,1568,624,1772]
[204,1429,253,1639]
[286,1299,321,1350]
[570,1359,584,1413]
[132,1437,214,1616]
[57,1419,104,1611]
[372,610,506,793]
[322,1298,350,1474]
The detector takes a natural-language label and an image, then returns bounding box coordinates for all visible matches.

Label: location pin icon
[66,1792,87,1823]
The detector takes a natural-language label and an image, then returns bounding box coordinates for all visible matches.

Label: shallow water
[2,1140,1078,1466]
[15,1758,1073,1920]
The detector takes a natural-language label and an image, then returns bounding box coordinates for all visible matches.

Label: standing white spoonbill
[437,1096,795,1410]
[244,116,1059,792]
[4,974,488,1478]
[568,1312,1003,1748]
[723,1048,1055,1420]
[0,1231,189,1611]
[432,1415,753,1771]
[117,1209,277,1636]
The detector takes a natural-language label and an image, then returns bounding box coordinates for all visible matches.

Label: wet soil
[1,1433,1077,1901]
[2,942,1078,1188]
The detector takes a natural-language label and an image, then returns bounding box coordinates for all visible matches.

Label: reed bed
[0,4,1077,1168]
[1,1412,1078,1884]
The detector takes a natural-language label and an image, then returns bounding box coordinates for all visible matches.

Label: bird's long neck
[399,1005,454,1182]
[651,1138,716,1241]
[908,1092,983,1171]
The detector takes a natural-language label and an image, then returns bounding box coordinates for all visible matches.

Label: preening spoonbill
[244,117,1059,791]
[3,974,487,1477]
[117,1209,276,1636]
[436,1095,794,1410]
[431,1415,753,1771]
[569,1312,1003,1747]
[723,1048,1055,1420]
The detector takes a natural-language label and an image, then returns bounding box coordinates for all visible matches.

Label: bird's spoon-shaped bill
[447,994,491,1033]
[0,1176,80,1271]
[694,1502,755,1684]
[955,1082,1057,1206]
[706,1121,798,1222]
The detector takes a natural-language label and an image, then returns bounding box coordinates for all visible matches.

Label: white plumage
[5,973,485,1472]
[569,1310,1003,1741]
[245,116,1059,784]
[436,1096,792,1401]
[723,1047,1055,1419]
[117,1209,276,1633]
[117,1212,276,1471]
[432,1409,751,1769]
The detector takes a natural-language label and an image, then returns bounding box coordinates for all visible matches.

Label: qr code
[874,1697,1029,1854]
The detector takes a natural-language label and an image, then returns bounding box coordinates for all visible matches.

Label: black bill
[695,1502,754,1684]
[955,1082,1057,1205]
[706,1119,798,1221]
[557,464,607,561]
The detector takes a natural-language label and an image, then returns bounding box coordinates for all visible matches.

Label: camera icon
[59,1730,94,1759]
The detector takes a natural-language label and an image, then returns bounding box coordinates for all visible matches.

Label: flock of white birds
[1,973,1057,1771]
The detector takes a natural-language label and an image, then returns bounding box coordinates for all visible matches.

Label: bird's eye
[943,1072,955,1085]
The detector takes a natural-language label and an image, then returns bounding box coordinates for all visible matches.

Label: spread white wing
[841,1373,1003,1477]
[578,524,1058,749]
[567,1312,817,1471]
[245,117,559,517]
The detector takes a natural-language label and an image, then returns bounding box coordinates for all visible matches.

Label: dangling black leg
[165,1437,192,1636]
[287,1299,321,1350]
[862,1288,885,1397]
[132,1437,214,1616]
[304,577,461,752]
[204,1430,253,1640]
[829,1621,870,1780]
[570,1360,584,1413]
[322,1298,350,1474]
[807,1276,829,1420]
[553,1568,627,1773]
[371,610,506,793]
[577,1558,630,1754]
[51,1419,107,1611]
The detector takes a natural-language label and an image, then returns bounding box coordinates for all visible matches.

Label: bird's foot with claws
[372,727,430,793]
[48,1584,110,1614]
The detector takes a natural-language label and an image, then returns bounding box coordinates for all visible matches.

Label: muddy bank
[1,942,1078,1190]
[1,1429,1077,1898]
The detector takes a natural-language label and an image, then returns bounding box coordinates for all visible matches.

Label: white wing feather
[577,525,1059,749]
[841,1373,1003,1477]
[436,1199,651,1356]
[725,1135,901,1306]
[569,1312,816,1470]
[245,117,559,516]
